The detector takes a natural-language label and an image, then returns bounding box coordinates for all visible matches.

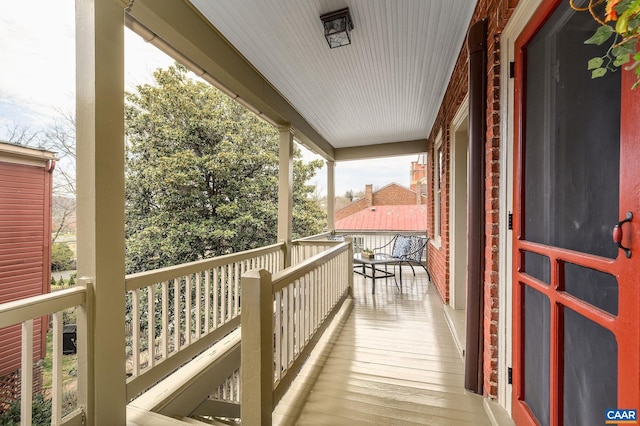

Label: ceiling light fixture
[320,8,354,49]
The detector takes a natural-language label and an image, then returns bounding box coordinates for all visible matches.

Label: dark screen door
[512,1,640,425]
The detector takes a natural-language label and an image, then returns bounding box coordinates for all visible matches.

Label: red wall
[0,160,53,376]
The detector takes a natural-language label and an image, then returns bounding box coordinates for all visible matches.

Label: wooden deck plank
[274,269,491,425]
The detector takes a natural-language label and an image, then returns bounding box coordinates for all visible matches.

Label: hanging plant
[570,0,640,88]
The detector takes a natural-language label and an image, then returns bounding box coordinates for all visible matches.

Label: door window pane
[523,251,550,285]
[564,263,618,315]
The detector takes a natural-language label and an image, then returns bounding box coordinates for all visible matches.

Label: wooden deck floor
[274,267,491,425]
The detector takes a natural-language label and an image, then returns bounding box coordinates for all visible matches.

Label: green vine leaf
[614,53,631,66]
[585,25,615,45]
[592,67,608,78]
[616,0,634,15]
[612,40,636,56]
[588,57,605,69]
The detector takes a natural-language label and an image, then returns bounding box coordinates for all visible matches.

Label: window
[433,132,443,245]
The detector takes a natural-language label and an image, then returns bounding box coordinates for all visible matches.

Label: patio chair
[373,235,431,282]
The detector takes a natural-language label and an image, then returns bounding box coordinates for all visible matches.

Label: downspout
[465,18,487,394]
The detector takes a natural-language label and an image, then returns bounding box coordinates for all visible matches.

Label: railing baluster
[195,272,202,339]
[305,275,310,344]
[213,267,219,328]
[148,285,155,368]
[174,279,180,352]
[282,287,288,371]
[311,270,316,332]
[132,289,140,376]
[205,270,211,332]
[52,312,63,425]
[185,275,192,346]
[221,266,227,323]
[288,283,294,366]
[21,319,33,426]
[234,262,240,317]
[162,281,168,360]
[226,265,232,322]
[274,290,281,382]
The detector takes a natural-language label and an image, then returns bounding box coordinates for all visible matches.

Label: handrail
[125,242,284,291]
[0,286,86,328]
[272,242,349,293]
[293,231,332,241]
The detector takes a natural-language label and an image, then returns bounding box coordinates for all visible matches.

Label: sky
[0,1,422,197]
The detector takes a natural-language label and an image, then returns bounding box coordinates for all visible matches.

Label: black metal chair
[373,235,431,283]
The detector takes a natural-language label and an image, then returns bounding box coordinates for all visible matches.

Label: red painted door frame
[511,1,640,424]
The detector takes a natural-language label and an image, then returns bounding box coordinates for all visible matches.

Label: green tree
[51,243,75,272]
[125,64,326,273]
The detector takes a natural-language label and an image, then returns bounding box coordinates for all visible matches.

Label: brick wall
[425,0,518,398]
[373,184,417,206]
[335,198,368,222]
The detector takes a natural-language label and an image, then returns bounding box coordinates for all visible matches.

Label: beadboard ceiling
[188,0,476,150]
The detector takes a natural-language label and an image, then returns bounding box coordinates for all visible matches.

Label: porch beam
[127,0,335,161]
[76,0,127,422]
[278,126,294,268]
[334,139,427,161]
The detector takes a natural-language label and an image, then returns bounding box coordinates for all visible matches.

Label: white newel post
[346,236,354,296]
[241,269,274,425]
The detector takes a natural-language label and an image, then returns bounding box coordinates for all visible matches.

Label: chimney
[365,184,373,207]
[416,187,421,205]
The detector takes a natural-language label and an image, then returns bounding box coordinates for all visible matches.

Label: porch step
[128,329,241,421]
[127,405,210,425]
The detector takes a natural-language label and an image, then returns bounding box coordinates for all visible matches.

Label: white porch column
[76,0,126,423]
[326,160,335,232]
[278,126,294,267]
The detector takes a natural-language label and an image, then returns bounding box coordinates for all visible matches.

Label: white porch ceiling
[188,0,477,150]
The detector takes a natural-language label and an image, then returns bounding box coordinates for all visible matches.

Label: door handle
[613,211,633,258]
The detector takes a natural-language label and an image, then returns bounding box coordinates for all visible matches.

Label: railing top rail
[293,231,332,241]
[271,241,350,293]
[0,286,86,329]
[293,239,344,247]
[125,242,284,291]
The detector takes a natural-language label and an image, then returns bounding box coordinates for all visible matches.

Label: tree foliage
[51,243,75,272]
[125,64,326,273]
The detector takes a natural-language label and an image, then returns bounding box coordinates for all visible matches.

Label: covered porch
[0,0,516,424]
[0,236,501,425]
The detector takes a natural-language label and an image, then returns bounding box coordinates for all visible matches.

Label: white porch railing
[240,240,353,424]
[124,243,284,401]
[0,237,354,424]
[0,286,87,426]
[291,236,345,264]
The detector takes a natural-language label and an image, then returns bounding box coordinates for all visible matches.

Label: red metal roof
[335,204,427,231]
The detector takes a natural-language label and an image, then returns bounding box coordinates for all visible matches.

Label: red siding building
[0,141,56,409]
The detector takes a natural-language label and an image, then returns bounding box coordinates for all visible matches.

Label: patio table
[353,253,398,294]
